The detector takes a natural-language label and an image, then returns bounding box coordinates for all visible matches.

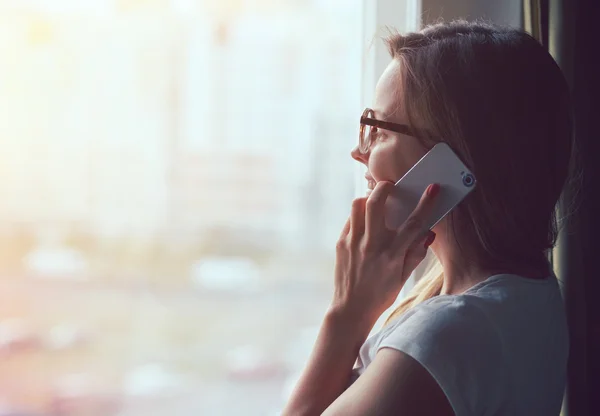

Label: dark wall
[571,0,600,413]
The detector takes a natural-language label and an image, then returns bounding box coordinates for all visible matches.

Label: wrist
[325,304,378,343]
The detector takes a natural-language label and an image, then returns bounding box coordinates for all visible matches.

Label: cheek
[368,142,411,182]
[369,139,428,183]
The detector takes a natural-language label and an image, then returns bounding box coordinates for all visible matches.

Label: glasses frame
[359,108,419,154]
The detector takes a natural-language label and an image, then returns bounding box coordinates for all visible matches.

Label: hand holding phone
[385,143,476,230]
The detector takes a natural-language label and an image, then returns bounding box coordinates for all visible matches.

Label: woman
[282,20,573,416]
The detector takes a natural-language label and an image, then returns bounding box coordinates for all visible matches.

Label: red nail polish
[424,231,436,248]
[427,183,440,197]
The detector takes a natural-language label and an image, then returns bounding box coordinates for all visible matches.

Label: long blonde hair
[384,254,443,326]
[381,21,575,326]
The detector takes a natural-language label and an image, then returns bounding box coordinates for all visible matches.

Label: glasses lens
[360,109,374,153]
[362,124,374,153]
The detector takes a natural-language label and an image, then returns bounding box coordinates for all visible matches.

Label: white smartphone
[385,142,477,230]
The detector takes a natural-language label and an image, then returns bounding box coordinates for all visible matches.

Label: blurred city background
[0,0,366,414]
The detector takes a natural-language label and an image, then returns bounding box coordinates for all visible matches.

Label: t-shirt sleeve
[377,297,508,416]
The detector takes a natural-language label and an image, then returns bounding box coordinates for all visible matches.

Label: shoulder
[325,346,456,416]
[382,294,499,348]
[377,295,508,415]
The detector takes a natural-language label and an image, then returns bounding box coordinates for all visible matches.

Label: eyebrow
[373,108,390,121]
[374,107,405,124]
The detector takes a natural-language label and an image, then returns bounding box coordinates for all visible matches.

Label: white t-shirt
[352,274,569,416]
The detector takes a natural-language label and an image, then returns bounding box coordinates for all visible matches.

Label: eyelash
[371,129,384,140]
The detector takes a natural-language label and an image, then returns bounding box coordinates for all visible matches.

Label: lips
[365,174,376,190]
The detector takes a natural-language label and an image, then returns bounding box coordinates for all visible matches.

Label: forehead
[373,60,406,122]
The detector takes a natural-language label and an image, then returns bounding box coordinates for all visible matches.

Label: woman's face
[352,60,428,194]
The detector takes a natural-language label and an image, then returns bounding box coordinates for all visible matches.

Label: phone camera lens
[462,173,475,187]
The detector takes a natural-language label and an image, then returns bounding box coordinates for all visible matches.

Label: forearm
[282,308,374,416]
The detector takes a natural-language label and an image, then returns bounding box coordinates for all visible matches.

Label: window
[0,0,416,414]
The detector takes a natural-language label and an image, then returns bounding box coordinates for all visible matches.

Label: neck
[429,227,550,296]
[433,247,498,295]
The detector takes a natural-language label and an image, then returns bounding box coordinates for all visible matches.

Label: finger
[339,217,351,240]
[392,183,440,252]
[401,231,436,280]
[349,197,366,242]
[364,181,395,240]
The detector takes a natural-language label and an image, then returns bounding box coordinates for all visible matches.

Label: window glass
[0,0,362,414]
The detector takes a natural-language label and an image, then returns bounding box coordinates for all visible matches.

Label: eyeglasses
[359,108,418,154]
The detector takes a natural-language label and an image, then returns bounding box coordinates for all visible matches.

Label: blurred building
[0,1,362,251]
[175,10,361,250]
[0,1,365,415]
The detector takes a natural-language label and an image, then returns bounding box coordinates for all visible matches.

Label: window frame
[358,0,422,324]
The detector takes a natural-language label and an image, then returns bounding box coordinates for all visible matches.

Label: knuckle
[360,235,378,254]
[379,181,394,192]
[349,231,362,246]
[352,197,366,209]
[362,240,376,254]
[336,237,347,251]
[404,216,423,231]
[365,197,378,210]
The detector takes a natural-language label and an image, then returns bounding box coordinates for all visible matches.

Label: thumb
[402,231,436,280]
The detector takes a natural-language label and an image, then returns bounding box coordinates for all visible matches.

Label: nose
[351,145,368,165]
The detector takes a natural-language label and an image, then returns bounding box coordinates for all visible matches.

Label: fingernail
[424,231,436,248]
[427,183,440,197]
